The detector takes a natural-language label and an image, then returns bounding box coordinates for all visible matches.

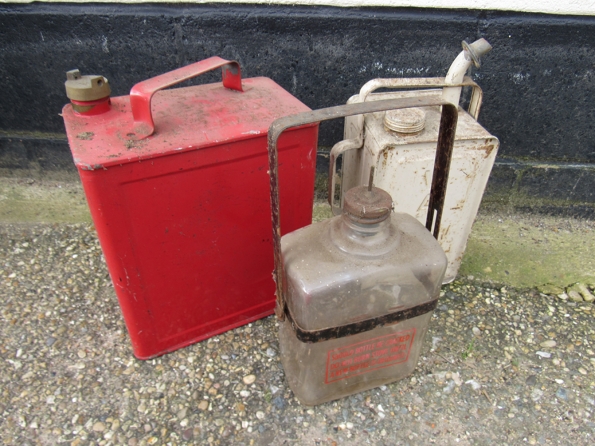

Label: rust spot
[286,299,439,343]
[441,225,451,239]
[125,139,147,150]
[483,144,496,158]
[76,132,94,140]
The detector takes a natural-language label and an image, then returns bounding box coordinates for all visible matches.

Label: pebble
[465,379,481,390]
[537,284,564,295]
[273,396,286,410]
[92,422,106,432]
[536,351,552,358]
[567,291,583,302]
[540,340,557,348]
[556,388,568,401]
[198,400,209,410]
[243,374,256,385]
[530,389,543,402]
[537,283,564,295]
[569,283,595,303]
[452,372,462,386]
[182,428,194,441]
[443,380,456,394]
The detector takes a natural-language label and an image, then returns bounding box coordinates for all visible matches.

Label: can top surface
[63,77,311,170]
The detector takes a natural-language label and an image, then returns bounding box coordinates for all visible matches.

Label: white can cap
[384,107,426,134]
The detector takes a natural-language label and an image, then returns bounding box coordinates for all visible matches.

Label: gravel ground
[1,222,594,445]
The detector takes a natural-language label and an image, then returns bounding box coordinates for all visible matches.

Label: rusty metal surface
[268,97,457,321]
[342,181,393,224]
[425,104,458,239]
[462,38,493,69]
[284,298,439,344]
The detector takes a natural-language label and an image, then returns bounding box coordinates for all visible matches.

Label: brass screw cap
[65,69,111,101]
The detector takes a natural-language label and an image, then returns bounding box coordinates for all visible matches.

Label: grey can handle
[268,97,458,320]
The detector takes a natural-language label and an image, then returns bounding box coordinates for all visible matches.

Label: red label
[324,328,416,384]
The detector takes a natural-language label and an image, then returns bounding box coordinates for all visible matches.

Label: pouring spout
[442,38,492,107]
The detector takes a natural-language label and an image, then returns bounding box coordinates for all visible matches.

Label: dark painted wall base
[2,134,594,218]
[482,160,595,218]
[1,4,595,214]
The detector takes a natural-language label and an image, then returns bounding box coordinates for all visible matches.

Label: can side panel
[279,312,432,406]
[372,137,500,282]
[77,168,146,341]
[77,125,317,359]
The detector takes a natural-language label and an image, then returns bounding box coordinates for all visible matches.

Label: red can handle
[129,56,243,139]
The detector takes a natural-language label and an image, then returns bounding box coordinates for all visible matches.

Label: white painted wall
[4,0,595,17]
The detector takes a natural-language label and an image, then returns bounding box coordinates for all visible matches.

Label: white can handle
[328,76,483,213]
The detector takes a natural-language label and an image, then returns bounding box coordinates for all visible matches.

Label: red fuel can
[62,57,318,359]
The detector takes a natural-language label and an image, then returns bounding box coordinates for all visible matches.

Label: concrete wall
[1,3,595,215]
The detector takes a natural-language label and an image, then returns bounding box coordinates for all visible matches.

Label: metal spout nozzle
[367,166,375,192]
[462,38,493,68]
[442,38,493,107]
